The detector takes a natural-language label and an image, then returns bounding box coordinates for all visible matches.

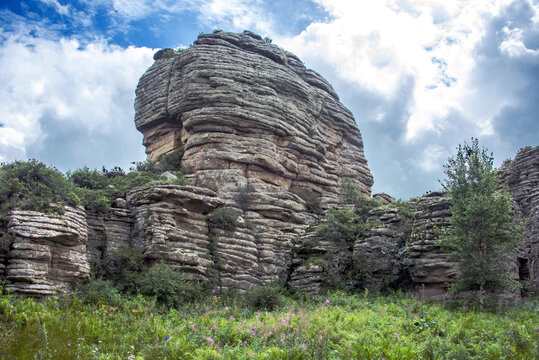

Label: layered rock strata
[132,30,373,288]
[135,30,373,201]
[500,146,539,293]
[4,207,89,297]
[405,192,456,297]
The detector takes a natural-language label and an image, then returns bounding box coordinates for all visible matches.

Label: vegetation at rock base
[1,287,537,359]
[440,139,522,298]
[292,190,322,214]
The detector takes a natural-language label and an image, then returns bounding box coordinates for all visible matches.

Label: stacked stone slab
[405,192,457,297]
[500,146,539,294]
[4,207,90,297]
[132,30,373,288]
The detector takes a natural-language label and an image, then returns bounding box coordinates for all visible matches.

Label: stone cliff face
[3,207,89,297]
[500,146,539,294]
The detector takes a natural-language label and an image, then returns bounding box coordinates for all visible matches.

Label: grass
[0,290,537,359]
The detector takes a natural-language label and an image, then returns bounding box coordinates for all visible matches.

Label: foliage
[0,232,13,255]
[208,207,239,231]
[315,208,362,244]
[137,263,206,308]
[69,161,187,213]
[292,190,322,214]
[1,290,537,359]
[441,138,522,296]
[0,160,79,216]
[244,283,284,311]
[98,246,146,294]
[235,185,252,212]
[340,177,380,221]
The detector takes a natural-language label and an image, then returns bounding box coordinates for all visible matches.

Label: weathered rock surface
[131,30,372,289]
[86,206,133,262]
[500,146,539,294]
[354,206,412,290]
[135,30,373,200]
[405,192,456,297]
[4,207,89,297]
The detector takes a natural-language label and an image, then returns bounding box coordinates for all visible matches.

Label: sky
[0,0,537,199]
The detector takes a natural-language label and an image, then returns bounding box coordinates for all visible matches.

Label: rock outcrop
[405,192,456,297]
[500,146,539,294]
[354,206,412,290]
[131,30,373,289]
[135,30,373,202]
[4,207,89,297]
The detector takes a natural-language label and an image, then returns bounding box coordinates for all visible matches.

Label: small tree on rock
[441,139,521,302]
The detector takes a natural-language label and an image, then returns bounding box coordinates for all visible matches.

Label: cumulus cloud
[278,0,538,197]
[0,25,154,170]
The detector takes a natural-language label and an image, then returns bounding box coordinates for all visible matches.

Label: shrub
[244,282,283,310]
[234,185,252,212]
[340,178,380,221]
[76,278,123,307]
[315,208,362,244]
[138,263,206,308]
[293,190,322,214]
[157,148,184,172]
[208,207,239,231]
[0,160,79,215]
[100,246,145,294]
[0,232,13,255]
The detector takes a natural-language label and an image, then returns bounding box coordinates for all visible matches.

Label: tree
[441,139,521,301]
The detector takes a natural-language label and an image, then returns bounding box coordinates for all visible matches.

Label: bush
[100,246,145,294]
[293,190,322,214]
[69,164,187,213]
[208,207,239,231]
[234,185,252,212]
[76,278,123,307]
[244,282,283,310]
[340,178,380,221]
[315,208,362,244]
[138,263,206,308]
[0,160,79,215]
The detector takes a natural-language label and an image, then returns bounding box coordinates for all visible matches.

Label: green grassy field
[1,289,537,360]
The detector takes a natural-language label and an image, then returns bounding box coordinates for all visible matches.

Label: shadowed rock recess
[0,31,537,297]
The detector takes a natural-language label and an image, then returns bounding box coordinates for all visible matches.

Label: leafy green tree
[441,139,521,298]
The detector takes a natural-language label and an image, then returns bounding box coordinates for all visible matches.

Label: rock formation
[134,30,373,201]
[500,146,539,294]
[130,30,373,290]
[3,207,89,297]
[1,31,536,299]
[405,192,456,297]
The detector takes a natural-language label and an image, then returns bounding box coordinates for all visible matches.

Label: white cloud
[499,26,539,57]
[39,0,70,16]
[418,144,447,172]
[0,28,155,164]
[279,0,518,141]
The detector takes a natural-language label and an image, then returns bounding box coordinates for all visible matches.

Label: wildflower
[251,331,256,335]
[395,333,400,339]
[242,340,248,347]
[212,326,218,329]
[195,305,199,310]
[164,335,170,342]
[250,325,256,330]
[505,346,510,351]
[225,306,229,311]
[256,321,260,324]
[256,312,262,315]
[325,299,330,305]
[230,316,235,321]
[207,337,214,344]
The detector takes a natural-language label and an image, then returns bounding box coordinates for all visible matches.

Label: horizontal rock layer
[405,192,456,297]
[4,207,89,297]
